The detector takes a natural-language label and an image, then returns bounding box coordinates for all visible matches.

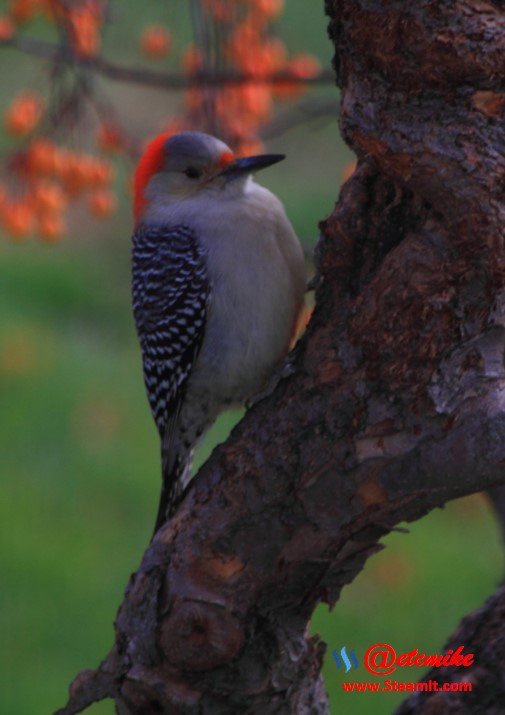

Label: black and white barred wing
[132,224,209,437]
[132,224,209,531]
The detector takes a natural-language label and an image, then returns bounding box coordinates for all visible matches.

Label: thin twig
[261,98,341,140]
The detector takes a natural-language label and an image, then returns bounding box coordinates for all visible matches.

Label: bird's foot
[246,359,296,409]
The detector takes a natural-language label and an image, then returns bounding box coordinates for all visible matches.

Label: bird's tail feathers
[152,436,193,539]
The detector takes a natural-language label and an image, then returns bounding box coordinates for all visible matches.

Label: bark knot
[160,600,245,671]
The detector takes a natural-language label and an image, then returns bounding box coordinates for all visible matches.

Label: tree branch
[260,98,340,140]
[0,34,335,90]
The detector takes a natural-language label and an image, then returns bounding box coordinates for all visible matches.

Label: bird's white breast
[146,179,306,401]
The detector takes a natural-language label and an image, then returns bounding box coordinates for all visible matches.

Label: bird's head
[133,130,284,224]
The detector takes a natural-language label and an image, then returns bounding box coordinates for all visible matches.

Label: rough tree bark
[57,1,505,713]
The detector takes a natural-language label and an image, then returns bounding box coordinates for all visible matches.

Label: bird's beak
[218,153,285,180]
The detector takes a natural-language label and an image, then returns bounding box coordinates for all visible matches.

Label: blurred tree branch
[260,97,340,140]
[56,0,505,713]
[0,34,335,90]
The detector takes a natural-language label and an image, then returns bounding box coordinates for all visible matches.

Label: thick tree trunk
[57,1,505,713]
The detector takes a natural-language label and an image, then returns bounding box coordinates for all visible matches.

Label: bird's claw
[246,359,296,409]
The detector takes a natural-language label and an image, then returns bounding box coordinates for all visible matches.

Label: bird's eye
[185,166,202,179]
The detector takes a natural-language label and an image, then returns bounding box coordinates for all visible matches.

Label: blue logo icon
[332,646,359,672]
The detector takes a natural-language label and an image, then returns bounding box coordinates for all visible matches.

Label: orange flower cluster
[179,0,321,155]
[4,91,44,136]
[2,0,104,57]
[67,0,103,57]
[0,15,16,39]
[7,0,49,25]
[0,0,323,243]
[96,122,125,154]
[0,139,117,242]
[140,25,172,60]
[53,0,104,57]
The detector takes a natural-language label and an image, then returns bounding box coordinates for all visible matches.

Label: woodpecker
[132,131,306,534]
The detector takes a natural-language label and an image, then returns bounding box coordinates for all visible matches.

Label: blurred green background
[0,2,502,714]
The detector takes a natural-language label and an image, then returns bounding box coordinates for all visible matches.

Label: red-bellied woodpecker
[132,131,306,534]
